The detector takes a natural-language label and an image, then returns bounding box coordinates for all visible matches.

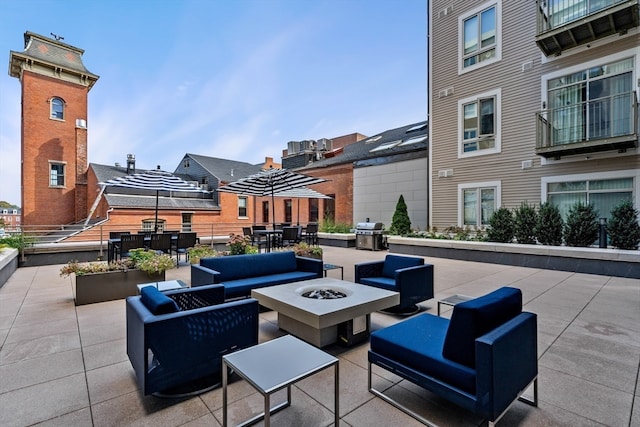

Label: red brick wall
[21,71,89,227]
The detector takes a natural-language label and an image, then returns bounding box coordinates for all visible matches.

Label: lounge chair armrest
[475,312,538,420]
[295,256,324,276]
[395,264,434,299]
[190,264,222,287]
[165,283,225,307]
[355,261,384,282]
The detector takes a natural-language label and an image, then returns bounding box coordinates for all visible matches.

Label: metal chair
[280,226,301,248]
[304,222,319,245]
[150,233,172,255]
[117,234,146,261]
[175,232,198,265]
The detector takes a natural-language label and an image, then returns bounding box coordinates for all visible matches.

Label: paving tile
[0,373,89,427]
[0,348,84,394]
[4,317,78,344]
[86,360,138,404]
[30,408,93,427]
[91,390,210,427]
[179,412,220,427]
[0,330,80,365]
[82,337,128,371]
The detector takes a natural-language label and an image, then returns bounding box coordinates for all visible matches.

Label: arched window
[50,97,64,120]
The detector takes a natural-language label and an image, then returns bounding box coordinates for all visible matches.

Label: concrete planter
[74,269,165,305]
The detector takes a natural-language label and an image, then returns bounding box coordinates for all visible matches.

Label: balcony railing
[536,0,639,56]
[535,90,638,158]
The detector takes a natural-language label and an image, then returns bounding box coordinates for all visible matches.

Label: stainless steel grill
[355,222,385,251]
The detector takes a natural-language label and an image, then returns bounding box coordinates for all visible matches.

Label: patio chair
[355,254,434,314]
[304,222,318,245]
[116,233,146,261]
[175,232,197,265]
[243,227,267,252]
[368,287,538,426]
[126,284,259,396]
[109,231,130,239]
[149,233,172,255]
[280,226,301,248]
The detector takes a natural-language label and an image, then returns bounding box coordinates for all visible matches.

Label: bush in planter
[187,244,219,263]
[320,219,353,233]
[487,207,515,243]
[291,242,323,259]
[514,201,538,244]
[535,202,564,246]
[607,200,640,250]
[60,249,176,277]
[564,202,599,247]
[227,233,259,255]
[390,194,411,236]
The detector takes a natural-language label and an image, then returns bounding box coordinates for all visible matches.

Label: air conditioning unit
[76,119,87,129]
[438,169,453,178]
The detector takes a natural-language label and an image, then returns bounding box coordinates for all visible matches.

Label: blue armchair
[368,287,538,426]
[355,254,434,314]
[126,284,259,396]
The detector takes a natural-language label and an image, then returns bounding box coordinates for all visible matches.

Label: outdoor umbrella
[98,169,210,232]
[273,187,332,225]
[217,168,327,229]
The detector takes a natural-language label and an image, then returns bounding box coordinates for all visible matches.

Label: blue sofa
[368,287,538,425]
[191,251,323,300]
[126,284,259,396]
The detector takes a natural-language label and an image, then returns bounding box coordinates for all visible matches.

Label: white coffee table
[136,279,187,294]
[252,278,399,347]
[222,335,338,427]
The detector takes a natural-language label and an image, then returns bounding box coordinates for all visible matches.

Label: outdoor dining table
[253,230,282,252]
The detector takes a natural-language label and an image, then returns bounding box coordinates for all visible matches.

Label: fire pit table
[251,278,399,347]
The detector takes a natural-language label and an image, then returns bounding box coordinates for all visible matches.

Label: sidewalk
[0,246,638,426]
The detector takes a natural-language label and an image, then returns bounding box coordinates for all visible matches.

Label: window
[543,172,636,221]
[308,199,319,222]
[545,57,634,145]
[181,213,193,232]
[49,162,65,186]
[324,195,335,222]
[50,97,64,120]
[459,1,501,73]
[458,89,501,157]
[238,197,248,217]
[458,181,501,227]
[262,201,269,224]
[142,219,165,232]
[284,199,292,223]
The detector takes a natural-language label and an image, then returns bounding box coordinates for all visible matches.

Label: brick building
[9,32,99,228]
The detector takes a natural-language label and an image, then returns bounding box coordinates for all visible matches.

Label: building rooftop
[0,246,638,426]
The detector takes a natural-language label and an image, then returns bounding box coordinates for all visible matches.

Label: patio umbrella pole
[154,189,159,232]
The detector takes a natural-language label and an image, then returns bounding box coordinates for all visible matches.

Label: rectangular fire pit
[251,278,399,347]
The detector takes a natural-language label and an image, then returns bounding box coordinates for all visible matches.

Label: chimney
[126,154,135,174]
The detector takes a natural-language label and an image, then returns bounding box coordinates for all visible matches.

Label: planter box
[74,269,165,305]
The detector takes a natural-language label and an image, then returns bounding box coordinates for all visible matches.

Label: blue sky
[0,0,427,206]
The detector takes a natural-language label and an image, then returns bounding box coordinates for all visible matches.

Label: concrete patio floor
[0,246,638,426]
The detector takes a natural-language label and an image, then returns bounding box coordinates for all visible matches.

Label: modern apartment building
[428,0,639,230]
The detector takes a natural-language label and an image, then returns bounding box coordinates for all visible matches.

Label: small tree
[390,194,411,236]
[607,200,640,250]
[535,202,564,245]
[514,201,538,244]
[487,207,514,243]
[564,202,599,247]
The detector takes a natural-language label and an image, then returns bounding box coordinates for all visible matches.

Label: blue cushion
[201,252,298,282]
[359,276,397,292]
[443,287,522,368]
[371,313,477,393]
[382,255,424,278]
[140,286,180,315]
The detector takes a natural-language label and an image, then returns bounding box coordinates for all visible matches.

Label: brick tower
[9,32,99,228]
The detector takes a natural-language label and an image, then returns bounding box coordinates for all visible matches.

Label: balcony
[536,90,638,158]
[536,0,639,56]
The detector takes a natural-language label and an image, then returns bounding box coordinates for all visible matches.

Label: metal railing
[537,0,629,33]
[536,91,637,149]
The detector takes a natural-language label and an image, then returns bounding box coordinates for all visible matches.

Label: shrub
[514,201,538,244]
[389,194,411,236]
[227,233,256,255]
[564,202,599,247]
[535,202,564,245]
[187,244,218,263]
[607,200,640,250]
[320,219,353,233]
[487,207,514,243]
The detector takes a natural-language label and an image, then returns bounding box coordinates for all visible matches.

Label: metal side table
[222,334,339,427]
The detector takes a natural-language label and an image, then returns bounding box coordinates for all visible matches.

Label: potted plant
[291,242,323,260]
[186,244,219,264]
[60,249,176,305]
[226,233,259,255]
